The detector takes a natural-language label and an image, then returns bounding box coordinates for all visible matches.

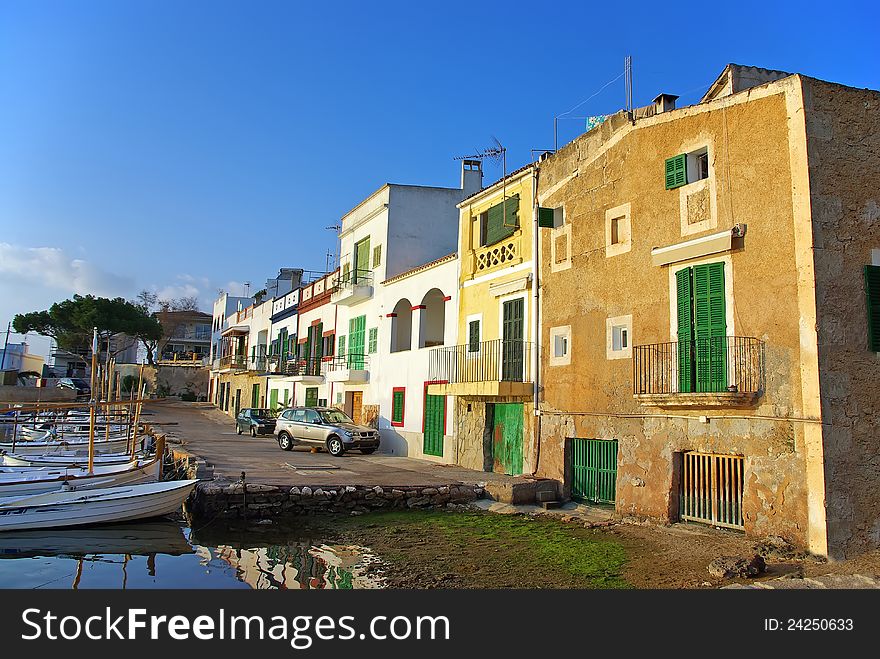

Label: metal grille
[571,438,618,504]
[680,451,744,530]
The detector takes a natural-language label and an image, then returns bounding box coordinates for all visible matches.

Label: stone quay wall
[187,481,485,520]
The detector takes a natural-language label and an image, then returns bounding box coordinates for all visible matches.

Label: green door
[501,298,524,381]
[677,264,727,393]
[251,382,260,407]
[305,387,318,407]
[571,439,618,504]
[348,315,366,369]
[423,390,445,457]
[492,402,523,475]
[354,237,370,283]
[269,388,279,411]
[279,328,288,363]
[234,389,241,416]
[306,323,323,375]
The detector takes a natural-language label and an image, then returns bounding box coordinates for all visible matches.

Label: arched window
[419,288,446,348]
[390,298,412,353]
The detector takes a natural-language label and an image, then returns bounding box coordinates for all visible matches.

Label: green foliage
[122,374,138,392]
[13,294,163,361]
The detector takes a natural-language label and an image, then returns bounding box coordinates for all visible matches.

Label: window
[317,398,327,407]
[865,265,880,351]
[667,148,710,189]
[481,195,520,247]
[606,315,633,360]
[605,203,631,257]
[338,335,346,357]
[292,409,305,422]
[538,206,564,229]
[336,392,344,404]
[322,334,335,357]
[391,387,405,427]
[373,245,382,268]
[368,327,378,353]
[468,319,480,352]
[303,409,320,423]
[687,148,710,183]
[549,325,571,366]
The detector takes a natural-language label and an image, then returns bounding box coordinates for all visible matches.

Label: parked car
[274,407,380,456]
[56,377,91,398]
[235,408,277,437]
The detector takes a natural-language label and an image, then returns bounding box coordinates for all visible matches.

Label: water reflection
[0,520,385,590]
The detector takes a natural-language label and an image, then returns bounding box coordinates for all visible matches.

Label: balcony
[157,352,208,366]
[427,339,534,397]
[473,236,521,276]
[330,269,373,306]
[324,354,370,384]
[276,357,325,383]
[633,336,765,408]
[219,355,247,371]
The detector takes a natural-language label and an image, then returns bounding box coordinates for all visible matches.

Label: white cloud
[0,242,134,297]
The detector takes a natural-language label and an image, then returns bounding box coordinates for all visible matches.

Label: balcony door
[501,298,524,381]
[348,315,366,369]
[676,263,727,393]
[354,237,370,283]
[306,323,323,376]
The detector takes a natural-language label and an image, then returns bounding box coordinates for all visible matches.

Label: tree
[14,294,163,369]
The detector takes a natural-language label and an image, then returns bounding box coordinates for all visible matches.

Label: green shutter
[269,388,279,411]
[693,263,727,392]
[676,268,694,393]
[368,327,378,353]
[338,335,346,357]
[538,207,555,228]
[392,390,405,424]
[342,262,351,283]
[468,320,480,352]
[485,195,520,246]
[665,154,687,189]
[865,265,880,351]
[373,244,382,268]
[348,315,366,369]
[355,237,370,281]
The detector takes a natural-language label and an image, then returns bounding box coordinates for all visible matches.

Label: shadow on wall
[376,416,408,456]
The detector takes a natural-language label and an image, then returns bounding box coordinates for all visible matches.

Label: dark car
[235,408,277,437]
[274,407,380,456]
[56,377,91,398]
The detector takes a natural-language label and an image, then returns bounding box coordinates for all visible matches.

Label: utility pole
[0,322,10,370]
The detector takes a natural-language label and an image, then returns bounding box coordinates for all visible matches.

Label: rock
[301,486,313,497]
[708,555,767,579]
[245,484,279,493]
[438,486,449,495]
[753,536,808,561]
[350,510,364,516]
[407,496,431,507]
[421,488,439,496]
[289,486,301,495]
[372,486,383,495]
[391,489,406,498]
[345,486,356,493]
[314,488,324,497]
[630,477,645,487]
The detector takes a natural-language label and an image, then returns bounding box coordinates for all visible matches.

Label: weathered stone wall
[535,78,817,548]
[0,386,76,403]
[215,372,268,416]
[454,398,536,475]
[188,481,484,520]
[805,78,880,558]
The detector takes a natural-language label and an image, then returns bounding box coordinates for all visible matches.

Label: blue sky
[1,0,878,358]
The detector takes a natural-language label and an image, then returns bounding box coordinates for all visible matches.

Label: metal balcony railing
[332,268,373,293]
[429,339,533,384]
[325,353,370,372]
[219,355,247,370]
[632,336,764,395]
[280,357,326,378]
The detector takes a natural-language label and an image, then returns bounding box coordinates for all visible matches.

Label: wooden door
[492,402,523,475]
[350,391,363,425]
[423,389,445,457]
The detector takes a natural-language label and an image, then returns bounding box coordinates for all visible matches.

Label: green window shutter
[485,195,520,246]
[693,263,727,392]
[368,327,378,353]
[676,268,694,393]
[468,320,480,352]
[355,237,371,279]
[865,265,880,351]
[338,335,346,357]
[342,262,351,283]
[373,244,382,268]
[538,207,555,228]
[392,389,405,424]
[665,154,687,189]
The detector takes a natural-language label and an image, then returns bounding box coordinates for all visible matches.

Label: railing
[632,336,764,395]
[429,339,533,384]
[219,355,247,369]
[158,352,207,365]
[280,357,326,378]
[325,353,370,372]
[474,236,520,274]
[332,268,373,293]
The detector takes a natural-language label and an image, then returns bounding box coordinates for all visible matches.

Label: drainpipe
[530,164,542,477]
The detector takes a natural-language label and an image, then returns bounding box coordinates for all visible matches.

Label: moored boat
[0,456,161,497]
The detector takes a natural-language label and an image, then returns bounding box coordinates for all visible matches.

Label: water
[0,520,386,589]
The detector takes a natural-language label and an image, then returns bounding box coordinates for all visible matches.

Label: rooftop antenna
[455,137,512,226]
[625,55,633,113]
[325,224,341,272]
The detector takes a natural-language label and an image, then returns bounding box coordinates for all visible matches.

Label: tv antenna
[325,224,341,270]
[454,137,514,227]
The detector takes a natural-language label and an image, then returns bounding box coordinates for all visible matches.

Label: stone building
[533,64,880,558]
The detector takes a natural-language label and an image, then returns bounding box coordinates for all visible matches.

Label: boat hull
[0,459,161,497]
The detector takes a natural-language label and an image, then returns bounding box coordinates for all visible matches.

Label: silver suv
[274,407,380,456]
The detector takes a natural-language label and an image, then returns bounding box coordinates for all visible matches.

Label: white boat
[0,450,150,467]
[0,479,199,531]
[0,456,161,497]
[0,434,142,456]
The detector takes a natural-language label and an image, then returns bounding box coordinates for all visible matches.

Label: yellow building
[429,164,537,475]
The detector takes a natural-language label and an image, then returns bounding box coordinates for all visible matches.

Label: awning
[651,225,745,267]
[220,325,249,337]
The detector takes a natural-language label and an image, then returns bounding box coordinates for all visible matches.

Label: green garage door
[492,403,523,475]
[423,391,445,457]
[571,438,618,504]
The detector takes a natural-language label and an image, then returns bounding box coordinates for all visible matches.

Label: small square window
[606,315,633,360]
[612,325,628,351]
[686,147,710,184]
[548,325,572,366]
[610,217,623,245]
[553,334,568,358]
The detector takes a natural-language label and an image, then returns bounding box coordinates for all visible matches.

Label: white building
[327,161,480,459]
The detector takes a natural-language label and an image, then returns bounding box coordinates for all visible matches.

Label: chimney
[461,159,483,197]
[653,93,679,114]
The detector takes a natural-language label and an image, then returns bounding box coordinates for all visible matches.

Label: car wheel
[278,432,293,451]
[250,426,257,438]
[236,425,242,435]
[326,436,345,457]
[360,447,376,455]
